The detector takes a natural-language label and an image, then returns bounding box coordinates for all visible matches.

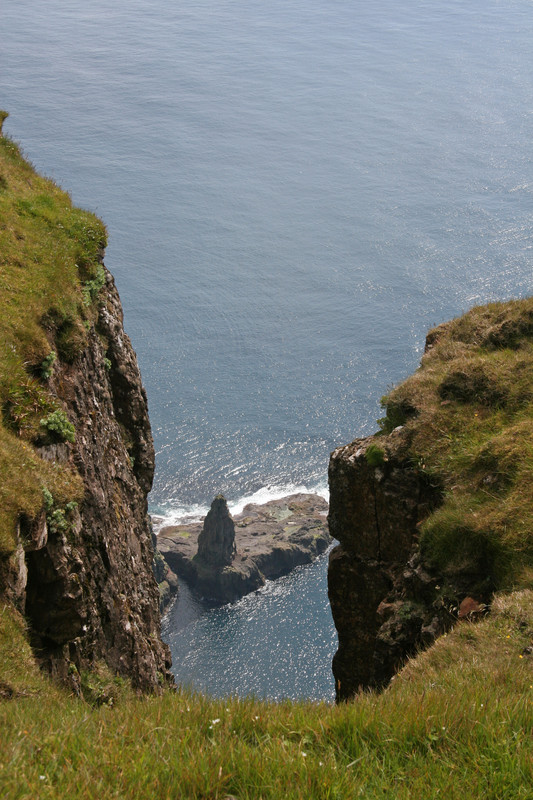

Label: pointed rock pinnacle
[196,495,236,567]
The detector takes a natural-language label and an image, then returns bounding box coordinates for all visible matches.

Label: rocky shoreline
[157,493,331,605]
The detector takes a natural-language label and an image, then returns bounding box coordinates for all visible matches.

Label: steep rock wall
[328,428,445,700]
[327,298,533,701]
[4,266,172,691]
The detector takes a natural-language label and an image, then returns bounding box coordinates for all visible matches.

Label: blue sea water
[2,0,532,700]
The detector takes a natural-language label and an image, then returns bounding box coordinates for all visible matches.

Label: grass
[378,298,533,591]
[0,113,104,554]
[0,591,532,798]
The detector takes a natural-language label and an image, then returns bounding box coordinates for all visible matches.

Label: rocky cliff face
[327,298,533,701]
[328,429,445,700]
[4,266,172,692]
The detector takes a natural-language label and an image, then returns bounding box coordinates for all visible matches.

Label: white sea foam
[152,481,329,531]
[228,482,329,517]
[152,503,209,531]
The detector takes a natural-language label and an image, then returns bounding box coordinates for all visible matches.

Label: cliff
[158,493,331,604]
[0,114,171,691]
[328,297,533,701]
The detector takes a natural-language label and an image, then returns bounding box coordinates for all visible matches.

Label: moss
[365,443,386,467]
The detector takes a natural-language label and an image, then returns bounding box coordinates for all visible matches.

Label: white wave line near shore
[151,481,329,532]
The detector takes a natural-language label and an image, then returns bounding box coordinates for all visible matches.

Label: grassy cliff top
[0,112,106,556]
[1,590,531,798]
[378,297,533,592]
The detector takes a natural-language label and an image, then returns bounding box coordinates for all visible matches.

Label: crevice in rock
[371,479,382,562]
[24,543,85,668]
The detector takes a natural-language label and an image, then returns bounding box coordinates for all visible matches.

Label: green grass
[0,592,532,798]
[0,113,105,554]
[378,298,533,590]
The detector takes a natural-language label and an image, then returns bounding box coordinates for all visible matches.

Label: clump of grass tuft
[39,350,56,380]
[365,443,386,467]
[378,395,417,433]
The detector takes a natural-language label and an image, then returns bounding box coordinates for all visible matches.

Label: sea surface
[2,0,532,701]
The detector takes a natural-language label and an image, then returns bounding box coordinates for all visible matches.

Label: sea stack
[157,493,331,605]
[196,495,236,567]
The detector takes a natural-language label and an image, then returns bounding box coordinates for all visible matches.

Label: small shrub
[42,487,54,511]
[365,444,385,467]
[41,492,78,537]
[40,351,56,380]
[82,265,106,306]
[397,600,423,622]
[40,409,75,443]
[48,508,69,534]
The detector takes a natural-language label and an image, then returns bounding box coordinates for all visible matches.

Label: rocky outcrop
[152,543,179,613]
[327,299,533,702]
[4,266,172,691]
[327,428,449,701]
[197,495,237,567]
[158,493,331,604]
[328,427,498,702]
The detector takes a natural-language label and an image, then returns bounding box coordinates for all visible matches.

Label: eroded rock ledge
[157,493,331,605]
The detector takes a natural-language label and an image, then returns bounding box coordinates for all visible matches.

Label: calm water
[2,0,532,700]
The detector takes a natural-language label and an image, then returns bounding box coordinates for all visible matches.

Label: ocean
[2,0,532,700]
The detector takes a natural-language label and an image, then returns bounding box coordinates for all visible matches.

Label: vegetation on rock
[1,111,531,796]
[0,111,105,555]
[0,114,170,691]
[379,298,533,592]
